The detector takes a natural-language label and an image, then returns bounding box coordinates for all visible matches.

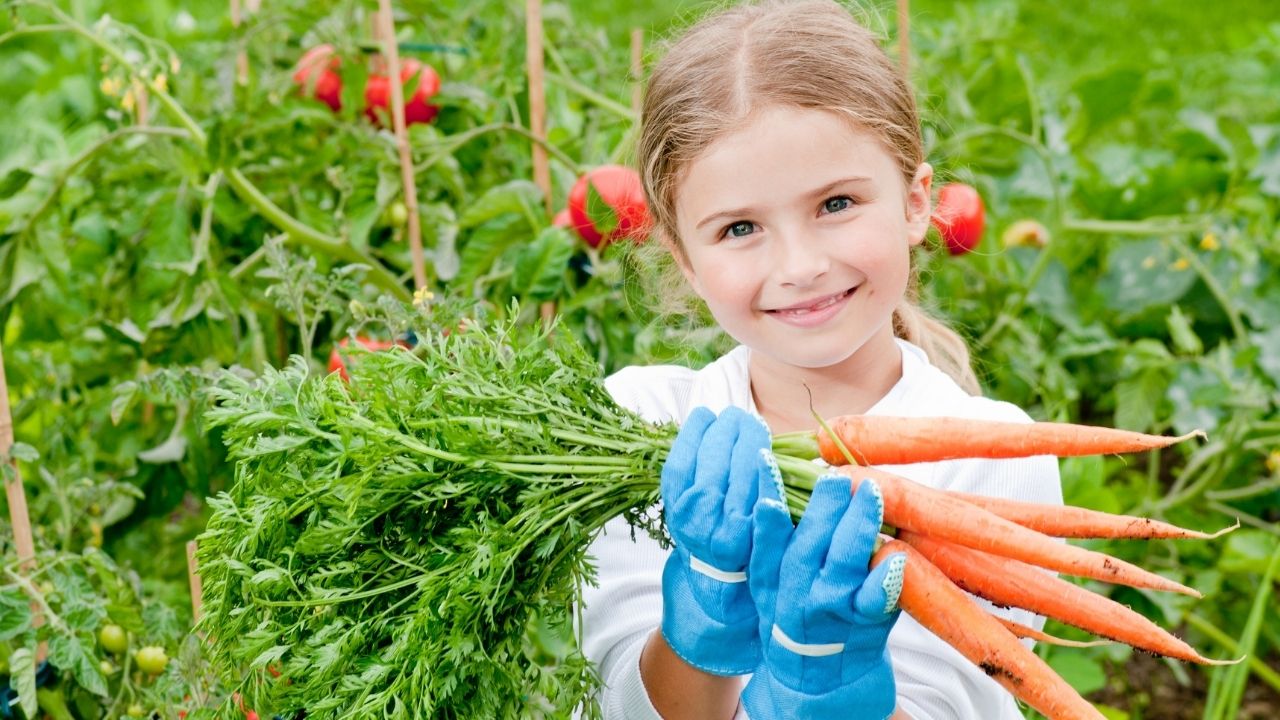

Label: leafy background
[1,0,1278,717]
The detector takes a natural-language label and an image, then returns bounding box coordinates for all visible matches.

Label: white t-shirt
[579,339,1063,719]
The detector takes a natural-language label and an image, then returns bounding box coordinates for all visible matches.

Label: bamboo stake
[897,0,910,74]
[186,540,204,625]
[630,28,644,117]
[375,0,428,291]
[0,339,44,660]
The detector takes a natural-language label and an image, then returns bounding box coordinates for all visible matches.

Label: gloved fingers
[748,489,793,611]
[756,448,787,509]
[722,411,769,522]
[822,477,883,581]
[852,551,907,621]
[661,407,716,508]
[785,477,851,573]
[684,408,747,519]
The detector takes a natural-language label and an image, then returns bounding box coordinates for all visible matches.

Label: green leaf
[458,180,542,229]
[110,381,139,426]
[0,169,33,199]
[586,180,619,238]
[1114,368,1166,433]
[10,647,37,718]
[512,227,575,301]
[0,589,33,641]
[1046,649,1108,696]
[1166,305,1203,356]
[455,214,526,288]
[0,237,48,305]
[7,442,38,463]
[48,633,108,696]
[1097,239,1196,314]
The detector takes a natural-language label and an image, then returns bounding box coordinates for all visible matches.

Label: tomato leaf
[0,588,32,641]
[48,633,109,696]
[459,180,542,230]
[585,180,618,238]
[512,227,575,301]
[10,647,37,718]
[0,168,33,199]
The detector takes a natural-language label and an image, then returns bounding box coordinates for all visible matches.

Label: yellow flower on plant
[413,287,436,308]
[1199,232,1220,251]
[151,73,168,93]
[169,55,182,75]
[1267,450,1280,474]
[1170,258,1190,271]
[121,86,135,112]
[100,76,122,97]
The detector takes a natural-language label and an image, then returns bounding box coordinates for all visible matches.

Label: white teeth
[779,289,848,314]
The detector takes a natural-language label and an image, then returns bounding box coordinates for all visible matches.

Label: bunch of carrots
[199,310,1240,719]
[775,415,1239,720]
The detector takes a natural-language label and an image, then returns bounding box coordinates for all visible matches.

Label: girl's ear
[904,162,934,247]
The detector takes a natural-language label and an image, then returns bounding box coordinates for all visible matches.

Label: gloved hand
[660,406,773,676]
[743,473,907,720]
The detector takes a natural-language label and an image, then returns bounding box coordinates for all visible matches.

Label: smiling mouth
[766,287,857,316]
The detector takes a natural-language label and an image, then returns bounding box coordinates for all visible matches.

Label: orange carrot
[946,491,1238,540]
[817,415,1204,466]
[875,539,1106,720]
[995,616,1114,648]
[842,466,1201,597]
[899,530,1238,666]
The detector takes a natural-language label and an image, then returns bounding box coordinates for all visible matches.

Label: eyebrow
[694,176,874,230]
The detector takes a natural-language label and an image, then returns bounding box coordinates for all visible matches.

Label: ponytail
[892,300,981,396]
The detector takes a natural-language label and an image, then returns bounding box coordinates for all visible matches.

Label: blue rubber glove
[660,406,773,676]
[743,473,907,720]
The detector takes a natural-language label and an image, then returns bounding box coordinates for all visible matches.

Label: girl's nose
[773,227,830,287]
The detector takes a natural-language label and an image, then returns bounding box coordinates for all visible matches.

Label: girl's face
[672,105,933,371]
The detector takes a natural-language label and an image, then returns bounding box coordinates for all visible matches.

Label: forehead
[675,106,899,222]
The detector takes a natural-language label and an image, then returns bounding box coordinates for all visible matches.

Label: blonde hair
[635,0,980,394]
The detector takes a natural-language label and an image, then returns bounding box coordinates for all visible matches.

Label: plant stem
[1185,613,1280,696]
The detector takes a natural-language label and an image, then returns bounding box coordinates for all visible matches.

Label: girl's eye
[722,221,755,239]
[822,196,855,214]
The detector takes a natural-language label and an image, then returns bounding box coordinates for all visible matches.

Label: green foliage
[1,0,1278,717]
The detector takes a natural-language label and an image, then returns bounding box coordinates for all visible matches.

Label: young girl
[581,1,1063,718]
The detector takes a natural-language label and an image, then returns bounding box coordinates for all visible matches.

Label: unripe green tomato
[135,645,169,675]
[99,659,115,675]
[387,201,409,227]
[99,623,128,654]
[127,704,146,717]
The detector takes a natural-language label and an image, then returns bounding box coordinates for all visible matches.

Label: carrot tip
[1205,518,1241,539]
[1203,655,1247,667]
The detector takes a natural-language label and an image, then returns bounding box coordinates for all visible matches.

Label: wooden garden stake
[897,0,910,74]
[0,339,45,659]
[630,28,644,116]
[525,0,551,215]
[186,540,204,625]
[376,0,429,291]
[525,0,557,325]
[230,0,261,85]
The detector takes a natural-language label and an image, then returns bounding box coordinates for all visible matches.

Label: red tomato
[364,59,442,126]
[567,165,651,248]
[327,337,403,381]
[293,45,343,112]
[931,183,986,256]
[551,208,572,228]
